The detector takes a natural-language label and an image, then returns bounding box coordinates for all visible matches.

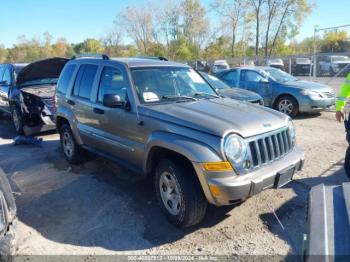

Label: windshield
[200,72,229,90]
[296,58,310,63]
[331,56,350,62]
[20,78,58,87]
[131,67,217,103]
[214,65,229,70]
[264,68,298,83]
[269,59,283,64]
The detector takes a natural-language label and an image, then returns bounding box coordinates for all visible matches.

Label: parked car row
[2,54,338,229]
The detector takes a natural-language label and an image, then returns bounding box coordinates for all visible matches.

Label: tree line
[0,0,349,64]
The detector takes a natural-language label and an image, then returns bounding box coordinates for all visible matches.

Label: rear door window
[72,64,98,100]
[57,64,76,95]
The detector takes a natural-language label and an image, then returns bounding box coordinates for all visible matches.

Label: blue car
[216,67,336,117]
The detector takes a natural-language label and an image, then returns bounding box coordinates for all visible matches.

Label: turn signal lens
[203,162,233,172]
[209,185,221,197]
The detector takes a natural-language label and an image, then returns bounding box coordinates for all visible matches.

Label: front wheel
[11,106,24,134]
[155,159,207,228]
[59,124,85,164]
[275,96,299,117]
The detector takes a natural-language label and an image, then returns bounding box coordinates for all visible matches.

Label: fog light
[243,160,251,169]
[209,185,221,197]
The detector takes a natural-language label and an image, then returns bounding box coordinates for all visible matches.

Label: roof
[232,66,274,71]
[110,58,189,68]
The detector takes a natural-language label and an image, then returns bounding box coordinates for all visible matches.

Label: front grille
[248,128,293,168]
[42,97,56,114]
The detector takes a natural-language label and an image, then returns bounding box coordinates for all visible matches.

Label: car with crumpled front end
[55,56,304,228]
[0,58,68,134]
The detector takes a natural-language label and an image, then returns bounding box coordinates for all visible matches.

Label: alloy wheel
[278,99,294,115]
[159,171,182,216]
[62,131,74,158]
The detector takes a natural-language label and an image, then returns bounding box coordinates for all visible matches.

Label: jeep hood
[283,80,333,92]
[218,88,262,102]
[16,57,69,86]
[141,98,289,138]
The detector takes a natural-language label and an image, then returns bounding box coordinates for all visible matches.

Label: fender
[55,107,84,145]
[143,131,223,174]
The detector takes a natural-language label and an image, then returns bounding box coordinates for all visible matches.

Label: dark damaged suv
[56,55,304,228]
[0,58,68,134]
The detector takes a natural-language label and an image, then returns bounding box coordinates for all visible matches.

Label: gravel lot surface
[0,76,348,258]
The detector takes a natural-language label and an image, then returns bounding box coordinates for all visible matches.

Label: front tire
[155,159,207,228]
[59,124,84,164]
[11,106,24,135]
[275,95,299,117]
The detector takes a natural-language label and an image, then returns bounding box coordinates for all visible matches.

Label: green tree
[74,38,104,54]
[321,30,349,53]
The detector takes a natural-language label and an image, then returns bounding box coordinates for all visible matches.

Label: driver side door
[240,69,272,106]
[89,65,142,168]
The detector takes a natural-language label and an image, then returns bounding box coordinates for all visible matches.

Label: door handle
[93,108,105,115]
[67,99,75,106]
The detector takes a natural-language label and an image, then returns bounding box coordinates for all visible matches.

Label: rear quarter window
[57,64,76,95]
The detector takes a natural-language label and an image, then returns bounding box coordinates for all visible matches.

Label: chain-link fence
[190,52,350,94]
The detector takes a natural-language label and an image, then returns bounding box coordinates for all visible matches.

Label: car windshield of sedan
[200,72,230,90]
[132,67,218,103]
[331,56,350,62]
[264,68,298,83]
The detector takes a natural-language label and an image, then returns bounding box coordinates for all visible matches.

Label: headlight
[288,120,296,146]
[224,135,248,165]
[300,90,322,98]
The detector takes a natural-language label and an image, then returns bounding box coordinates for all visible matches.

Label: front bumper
[193,147,304,206]
[299,96,335,113]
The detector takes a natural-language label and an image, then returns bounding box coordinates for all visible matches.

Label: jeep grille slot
[248,129,292,168]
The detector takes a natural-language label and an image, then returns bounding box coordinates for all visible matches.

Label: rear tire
[59,124,84,164]
[10,106,24,135]
[275,95,299,118]
[155,159,207,228]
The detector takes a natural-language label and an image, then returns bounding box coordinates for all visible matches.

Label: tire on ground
[155,158,207,228]
[10,105,24,135]
[275,95,299,118]
[59,124,85,164]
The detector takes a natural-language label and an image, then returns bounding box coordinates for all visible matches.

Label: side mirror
[103,94,128,109]
[260,78,269,84]
[0,80,8,86]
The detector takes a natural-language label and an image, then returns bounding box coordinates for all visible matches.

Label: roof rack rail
[71,54,110,60]
[133,56,168,61]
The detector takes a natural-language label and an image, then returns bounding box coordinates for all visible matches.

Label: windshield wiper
[161,95,198,102]
[194,92,220,99]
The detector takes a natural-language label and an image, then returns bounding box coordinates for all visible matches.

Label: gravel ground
[0,76,348,258]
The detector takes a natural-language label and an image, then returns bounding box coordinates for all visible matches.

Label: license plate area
[275,167,295,188]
